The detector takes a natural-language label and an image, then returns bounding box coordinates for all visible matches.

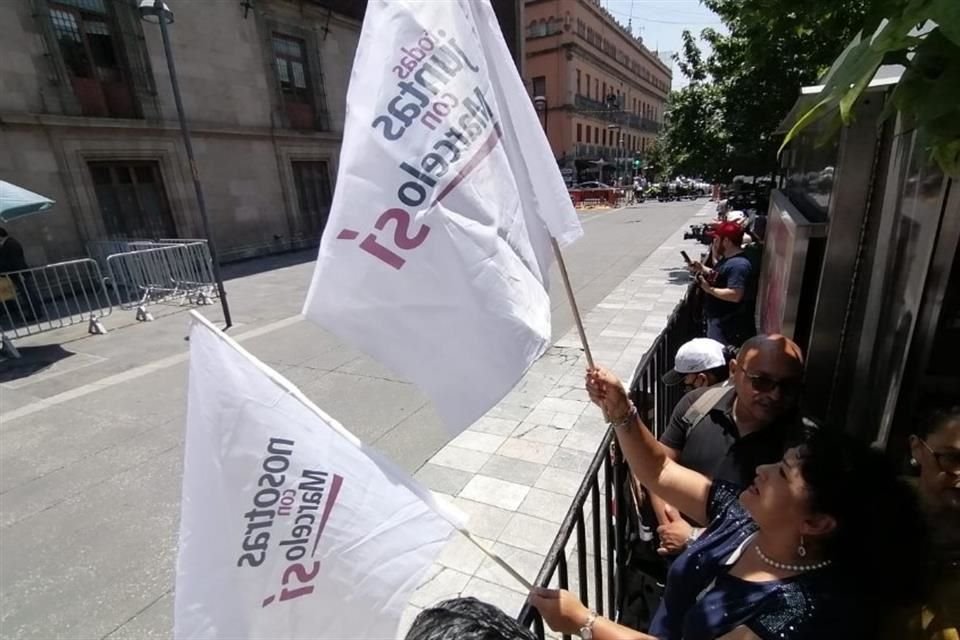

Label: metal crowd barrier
[0,259,112,358]
[103,241,216,321]
[517,293,697,637]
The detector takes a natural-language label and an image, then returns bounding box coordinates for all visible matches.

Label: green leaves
[656,0,867,180]
[779,2,960,177]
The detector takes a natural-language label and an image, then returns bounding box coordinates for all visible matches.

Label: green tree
[653,0,868,179]
[655,32,730,182]
[781,0,960,176]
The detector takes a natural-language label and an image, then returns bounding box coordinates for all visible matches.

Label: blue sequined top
[648,481,852,639]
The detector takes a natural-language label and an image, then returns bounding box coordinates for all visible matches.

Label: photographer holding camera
[688,221,756,347]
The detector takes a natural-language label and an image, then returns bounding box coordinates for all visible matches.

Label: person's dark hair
[915,404,960,439]
[704,364,729,383]
[0,227,7,238]
[405,597,537,640]
[787,419,930,608]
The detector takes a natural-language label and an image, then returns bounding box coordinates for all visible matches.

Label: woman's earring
[909,457,919,468]
[797,535,807,558]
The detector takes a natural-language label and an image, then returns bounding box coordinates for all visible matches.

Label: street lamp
[139,0,233,329]
[533,95,548,142]
[607,123,622,186]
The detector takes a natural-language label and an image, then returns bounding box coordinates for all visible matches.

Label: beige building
[0,0,362,265]
[523,0,671,184]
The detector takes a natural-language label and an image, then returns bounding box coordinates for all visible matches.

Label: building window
[585,73,591,98]
[272,33,316,130]
[602,128,607,146]
[89,161,176,239]
[291,161,333,239]
[577,123,582,143]
[642,137,647,152]
[532,76,546,99]
[49,0,136,118]
[576,69,581,96]
[602,82,606,102]
[594,79,599,100]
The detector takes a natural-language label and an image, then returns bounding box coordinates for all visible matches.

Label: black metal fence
[517,292,698,637]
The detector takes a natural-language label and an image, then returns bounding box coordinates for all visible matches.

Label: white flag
[303,0,583,433]
[175,312,464,640]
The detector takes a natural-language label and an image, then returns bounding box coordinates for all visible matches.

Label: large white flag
[303,0,583,433]
[175,312,464,639]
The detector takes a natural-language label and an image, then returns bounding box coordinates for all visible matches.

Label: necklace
[754,543,832,572]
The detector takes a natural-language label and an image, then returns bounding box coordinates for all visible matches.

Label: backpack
[680,384,735,437]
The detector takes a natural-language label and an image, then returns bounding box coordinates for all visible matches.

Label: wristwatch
[579,610,598,639]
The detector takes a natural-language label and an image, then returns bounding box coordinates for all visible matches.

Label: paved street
[0,200,706,639]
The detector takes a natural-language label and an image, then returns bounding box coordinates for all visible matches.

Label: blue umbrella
[0,180,55,222]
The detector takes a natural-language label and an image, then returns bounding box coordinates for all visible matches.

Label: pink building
[523,0,671,184]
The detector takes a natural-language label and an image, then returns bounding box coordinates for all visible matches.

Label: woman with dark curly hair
[530,366,928,640]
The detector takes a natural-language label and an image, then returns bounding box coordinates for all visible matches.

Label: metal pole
[156,2,232,329]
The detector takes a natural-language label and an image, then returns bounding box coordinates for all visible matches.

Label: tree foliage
[655,0,868,179]
[782,0,960,176]
[656,33,729,182]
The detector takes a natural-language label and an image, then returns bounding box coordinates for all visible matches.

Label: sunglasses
[919,439,960,474]
[739,368,801,395]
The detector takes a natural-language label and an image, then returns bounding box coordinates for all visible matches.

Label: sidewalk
[400,202,713,634]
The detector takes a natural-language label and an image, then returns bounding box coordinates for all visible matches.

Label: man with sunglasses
[649,334,804,555]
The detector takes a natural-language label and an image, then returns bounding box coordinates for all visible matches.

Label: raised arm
[586,367,712,525]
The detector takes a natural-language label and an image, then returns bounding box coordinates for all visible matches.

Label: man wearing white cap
[660,337,731,391]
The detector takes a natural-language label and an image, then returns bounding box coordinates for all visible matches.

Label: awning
[0,181,55,222]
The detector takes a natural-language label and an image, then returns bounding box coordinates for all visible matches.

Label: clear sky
[599,0,725,88]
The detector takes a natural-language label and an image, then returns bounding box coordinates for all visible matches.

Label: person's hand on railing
[528,587,590,636]
[656,506,692,556]
[585,367,631,423]
[529,587,656,639]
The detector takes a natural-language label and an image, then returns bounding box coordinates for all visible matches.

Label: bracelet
[579,609,598,639]
[687,527,704,546]
[608,405,637,429]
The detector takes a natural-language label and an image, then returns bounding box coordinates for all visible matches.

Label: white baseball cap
[726,210,747,223]
[662,338,728,385]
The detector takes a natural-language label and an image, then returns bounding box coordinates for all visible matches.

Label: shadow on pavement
[662,267,694,285]
[0,344,75,383]
[222,249,317,281]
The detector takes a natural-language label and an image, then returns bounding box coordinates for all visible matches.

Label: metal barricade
[517,293,696,637]
[104,241,216,321]
[0,259,112,357]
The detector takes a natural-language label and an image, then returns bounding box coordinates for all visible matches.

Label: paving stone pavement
[400,202,713,636]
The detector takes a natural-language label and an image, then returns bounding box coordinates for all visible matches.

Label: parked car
[574,181,612,190]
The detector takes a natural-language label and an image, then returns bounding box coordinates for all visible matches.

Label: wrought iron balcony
[572,95,661,132]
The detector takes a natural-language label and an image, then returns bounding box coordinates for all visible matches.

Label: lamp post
[533,94,549,147]
[139,0,232,329]
[607,123,622,186]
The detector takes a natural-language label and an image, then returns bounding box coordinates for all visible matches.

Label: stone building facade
[0,0,361,265]
[523,0,671,184]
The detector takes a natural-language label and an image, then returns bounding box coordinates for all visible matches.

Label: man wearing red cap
[688,221,756,346]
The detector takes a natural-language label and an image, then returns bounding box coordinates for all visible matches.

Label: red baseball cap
[711,221,744,243]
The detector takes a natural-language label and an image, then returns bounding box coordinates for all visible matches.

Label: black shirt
[659,386,789,487]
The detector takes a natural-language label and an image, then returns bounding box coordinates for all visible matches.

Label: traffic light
[633,159,641,168]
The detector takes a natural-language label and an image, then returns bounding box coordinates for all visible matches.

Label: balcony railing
[572,95,661,133]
